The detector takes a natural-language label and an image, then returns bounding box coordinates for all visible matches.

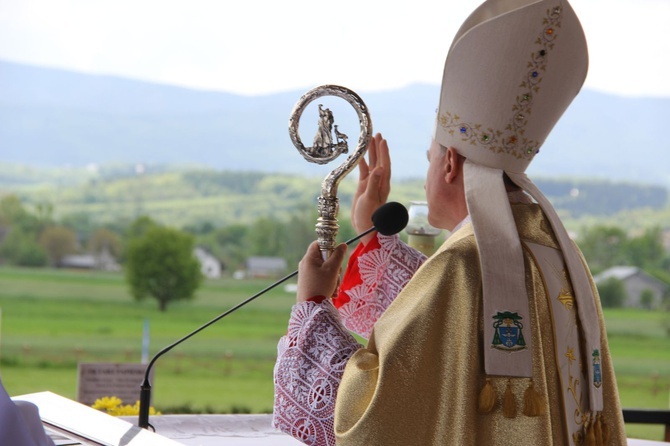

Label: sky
[0,0,669,98]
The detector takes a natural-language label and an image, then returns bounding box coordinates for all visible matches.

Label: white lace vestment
[272,234,426,445]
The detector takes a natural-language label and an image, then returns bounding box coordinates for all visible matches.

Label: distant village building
[593,266,667,309]
[58,247,120,272]
[245,256,287,278]
[194,247,223,279]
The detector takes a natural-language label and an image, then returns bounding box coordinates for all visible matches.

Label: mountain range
[1,60,669,188]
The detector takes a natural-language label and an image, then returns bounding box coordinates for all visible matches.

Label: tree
[0,195,32,227]
[283,212,319,267]
[33,201,54,232]
[88,228,122,258]
[597,277,628,308]
[625,227,665,270]
[639,289,655,310]
[0,196,53,266]
[126,215,158,240]
[0,227,47,266]
[578,225,628,274]
[125,225,202,311]
[248,217,288,257]
[38,225,77,266]
[0,195,53,233]
[208,223,249,271]
[61,212,95,241]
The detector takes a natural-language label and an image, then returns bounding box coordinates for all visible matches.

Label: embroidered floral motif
[553,267,575,311]
[339,234,426,338]
[438,5,563,160]
[566,344,586,431]
[273,301,362,446]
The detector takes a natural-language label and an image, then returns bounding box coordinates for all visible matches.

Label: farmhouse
[194,246,223,279]
[245,256,287,278]
[58,247,120,272]
[593,266,667,309]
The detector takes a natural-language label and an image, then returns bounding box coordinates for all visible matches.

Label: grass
[0,266,294,414]
[0,266,669,440]
[601,308,670,440]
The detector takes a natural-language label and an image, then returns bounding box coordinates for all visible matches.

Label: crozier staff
[273,0,626,445]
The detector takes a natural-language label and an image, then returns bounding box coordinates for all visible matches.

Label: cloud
[0,0,668,97]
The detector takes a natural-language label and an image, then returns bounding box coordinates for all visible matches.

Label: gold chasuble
[334,204,625,445]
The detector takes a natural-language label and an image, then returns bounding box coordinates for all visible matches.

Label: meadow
[0,266,668,441]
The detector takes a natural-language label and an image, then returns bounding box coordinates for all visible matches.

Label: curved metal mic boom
[137,202,408,430]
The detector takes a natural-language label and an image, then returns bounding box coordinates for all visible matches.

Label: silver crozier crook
[289,85,372,259]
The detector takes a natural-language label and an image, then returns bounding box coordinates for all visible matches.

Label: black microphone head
[372,202,409,236]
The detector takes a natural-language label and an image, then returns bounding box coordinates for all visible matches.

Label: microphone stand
[138,225,376,430]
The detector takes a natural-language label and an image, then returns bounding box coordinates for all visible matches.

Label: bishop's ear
[444,147,463,184]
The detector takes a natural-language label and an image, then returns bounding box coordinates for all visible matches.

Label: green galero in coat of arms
[491,311,527,352]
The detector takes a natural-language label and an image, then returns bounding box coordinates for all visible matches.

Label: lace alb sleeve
[335,234,427,339]
[273,300,362,446]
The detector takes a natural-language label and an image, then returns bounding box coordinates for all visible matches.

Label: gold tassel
[584,415,596,446]
[600,413,611,445]
[478,378,496,414]
[502,380,517,418]
[522,379,545,417]
[594,412,604,445]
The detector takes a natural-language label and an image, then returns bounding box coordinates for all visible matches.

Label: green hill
[1,163,668,234]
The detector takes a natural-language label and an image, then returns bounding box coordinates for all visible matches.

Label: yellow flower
[565,347,576,363]
[91,396,161,416]
[92,396,123,413]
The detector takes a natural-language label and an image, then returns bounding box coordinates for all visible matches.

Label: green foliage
[125,215,158,240]
[38,225,77,266]
[88,228,122,258]
[662,314,670,338]
[182,171,266,195]
[0,195,55,266]
[188,204,321,271]
[578,225,670,280]
[7,162,668,235]
[0,195,53,234]
[60,212,95,241]
[565,204,670,240]
[0,227,47,266]
[639,289,655,310]
[578,225,629,273]
[597,277,628,308]
[3,168,669,283]
[33,201,54,228]
[201,224,249,271]
[248,217,287,257]
[125,224,203,311]
[0,195,34,227]
[626,227,666,269]
[1,166,421,228]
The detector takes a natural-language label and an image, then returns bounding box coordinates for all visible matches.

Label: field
[0,266,293,414]
[0,266,668,441]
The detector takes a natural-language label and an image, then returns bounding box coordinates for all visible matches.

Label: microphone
[138,201,408,430]
[370,201,409,236]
